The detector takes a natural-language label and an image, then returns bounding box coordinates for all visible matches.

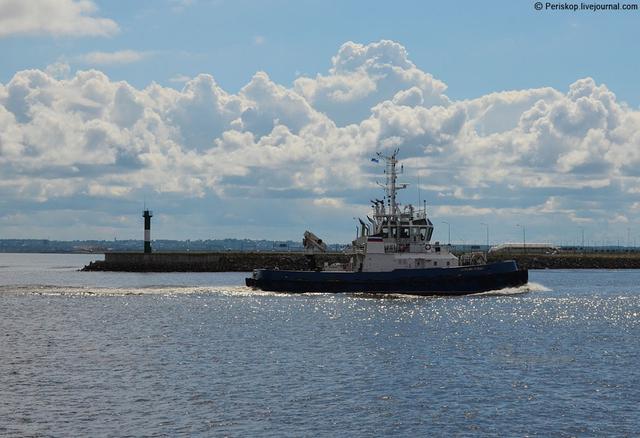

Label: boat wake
[340,282,550,300]
[475,282,551,296]
[1,284,274,297]
[2,282,549,298]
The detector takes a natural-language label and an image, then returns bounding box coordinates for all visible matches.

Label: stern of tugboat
[245,270,258,287]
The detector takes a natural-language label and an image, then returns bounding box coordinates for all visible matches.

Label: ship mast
[376,148,406,219]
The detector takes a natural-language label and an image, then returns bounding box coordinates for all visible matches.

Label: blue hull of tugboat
[245,260,528,295]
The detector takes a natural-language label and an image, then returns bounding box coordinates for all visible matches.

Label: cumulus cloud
[0,0,119,38]
[294,40,449,126]
[1,39,639,241]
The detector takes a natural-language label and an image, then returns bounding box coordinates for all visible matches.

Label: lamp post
[481,222,489,256]
[442,221,451,246]
[516,224,526,254]
[353,217,358,239]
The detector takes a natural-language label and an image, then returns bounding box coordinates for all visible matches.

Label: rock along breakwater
[82,251,640,272]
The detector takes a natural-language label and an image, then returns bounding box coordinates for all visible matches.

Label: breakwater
[488,253,640,269]
[83,251,351,272]
[82,251,640,272]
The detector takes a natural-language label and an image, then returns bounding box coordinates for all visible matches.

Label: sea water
[1,253,639,436]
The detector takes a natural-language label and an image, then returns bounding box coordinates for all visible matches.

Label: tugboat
[246,149,528,295]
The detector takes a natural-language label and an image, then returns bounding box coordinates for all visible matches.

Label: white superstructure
[349,149,459,272]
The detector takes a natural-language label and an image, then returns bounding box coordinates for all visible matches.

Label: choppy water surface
[1,253,639,436]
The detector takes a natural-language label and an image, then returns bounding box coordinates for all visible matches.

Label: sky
[0,0,639,246]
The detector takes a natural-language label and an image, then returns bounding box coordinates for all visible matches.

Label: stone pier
[82,251,351,272]
[82,251,640,272]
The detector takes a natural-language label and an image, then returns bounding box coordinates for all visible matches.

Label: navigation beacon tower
[143,209,153,254]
